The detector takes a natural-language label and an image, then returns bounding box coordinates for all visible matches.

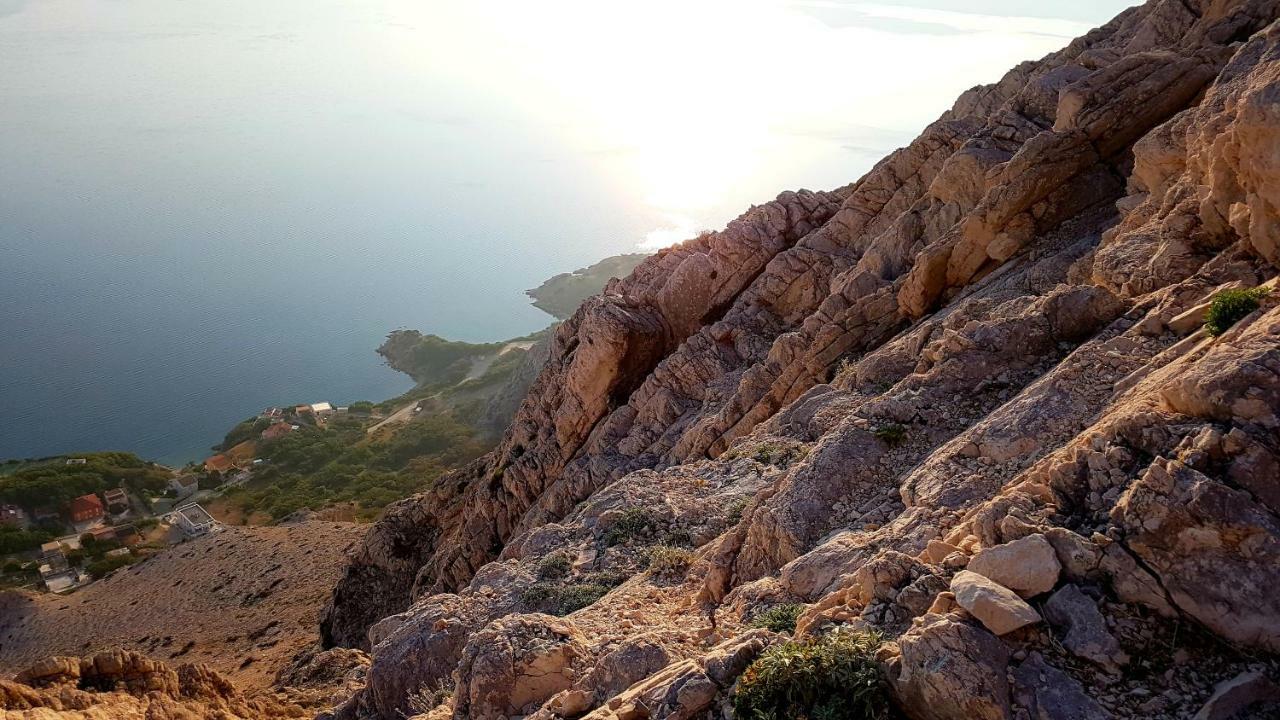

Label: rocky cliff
[321,2,1280,718]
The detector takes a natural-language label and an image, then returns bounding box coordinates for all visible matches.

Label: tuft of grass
[872,424,907,447]
[726,496,751,524]
[734,629,888,720]
[404,679,453,716]
[520,572,627,616]
[537,552,572,580]
[1205,287,1270,336]
[647,545,694,578]
[520,581,613,616]
[603,507,658,546]
[748,603,805,634]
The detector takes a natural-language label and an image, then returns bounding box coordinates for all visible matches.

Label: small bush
[405,678,453,715]
[537,552,572,580]
[734,629,888,720]
[748,603,804,634]
[603,507,658,546]
[521,581,613,616]
[872,424,907,447]
[726,496,751,524]
[647,546,693,578]
[1205,287,1270,336]
[753,444,783,464]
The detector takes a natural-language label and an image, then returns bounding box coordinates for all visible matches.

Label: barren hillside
[0,521,365,691]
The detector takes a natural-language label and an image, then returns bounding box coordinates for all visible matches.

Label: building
[115,524,143,546]
[39,542,68,573]
[0,504,25,527]
[68,493,105,523]
[105,547,131,558]
[169,474,199,498]
[64,458,86,466]
[260,422,293,441]
[309,402,334,415]
[204,454,233,473]
[89,526,118,543]
[172,503,218,538]
[103,487,129,514]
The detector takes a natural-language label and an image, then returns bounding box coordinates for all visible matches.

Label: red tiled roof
[69,493,104,521]
[204,455,233,472]
[261,422,293,440]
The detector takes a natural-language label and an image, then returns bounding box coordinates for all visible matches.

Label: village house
[103,487,129,515]
[88,525,117,543]
[39,541,70,576]
[0,504,25,527]
[204,454,233,473]
[169,474,199,498]
[114,524,143,546]
[172,503,218,538]
[37,535,77,594]
[64,458,86,466]
[262,406,284,419]
[68,493,105,524]
[260,421,294,441]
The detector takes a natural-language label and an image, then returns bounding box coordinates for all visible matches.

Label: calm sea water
[0,0,1133,464]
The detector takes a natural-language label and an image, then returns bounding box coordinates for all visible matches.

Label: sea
[0,0,1134,464]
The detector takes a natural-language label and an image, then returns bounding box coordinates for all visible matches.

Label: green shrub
[734,629,888,720]
[603,507,658,546]
[748,603,805,634]
[754,444,782,464]
[520,581,613,616]
[1205,287,1270,336]
[872,424,907,447]
[726,496,751,524]
[647,546,693,578]
[537,552,572,580]
[86,553,137,579]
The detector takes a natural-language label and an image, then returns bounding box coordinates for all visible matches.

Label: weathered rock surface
[321,2,1280,718]
[1043,584,1129,672]
[0,649,306,719]
[966,533,1062,598]
[951,571,1042,636]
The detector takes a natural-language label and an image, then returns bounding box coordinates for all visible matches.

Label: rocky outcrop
[324,2,1280,718]
[0,649,306,719]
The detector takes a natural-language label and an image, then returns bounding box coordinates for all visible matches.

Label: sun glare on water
[403,0,1104,250]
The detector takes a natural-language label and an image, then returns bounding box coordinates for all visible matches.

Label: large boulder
[966,534,1062,598]
[950,571,1042,636]
[889,613,1012,720]
[453,614,588,720]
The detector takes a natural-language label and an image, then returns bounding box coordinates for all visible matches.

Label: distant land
[525,253,650,319]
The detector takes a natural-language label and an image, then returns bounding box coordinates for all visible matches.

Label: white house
[309,402,334,415]
[173,503,218,538]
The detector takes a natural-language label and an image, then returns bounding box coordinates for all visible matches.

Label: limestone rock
[453,614,588,719]
[1012,652,1112,720]
[1043,585,1129,672]
[1193,671,1280,720]
[951,571,1041,636]
[966,533,1062,598]
[890,613,1012,720]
